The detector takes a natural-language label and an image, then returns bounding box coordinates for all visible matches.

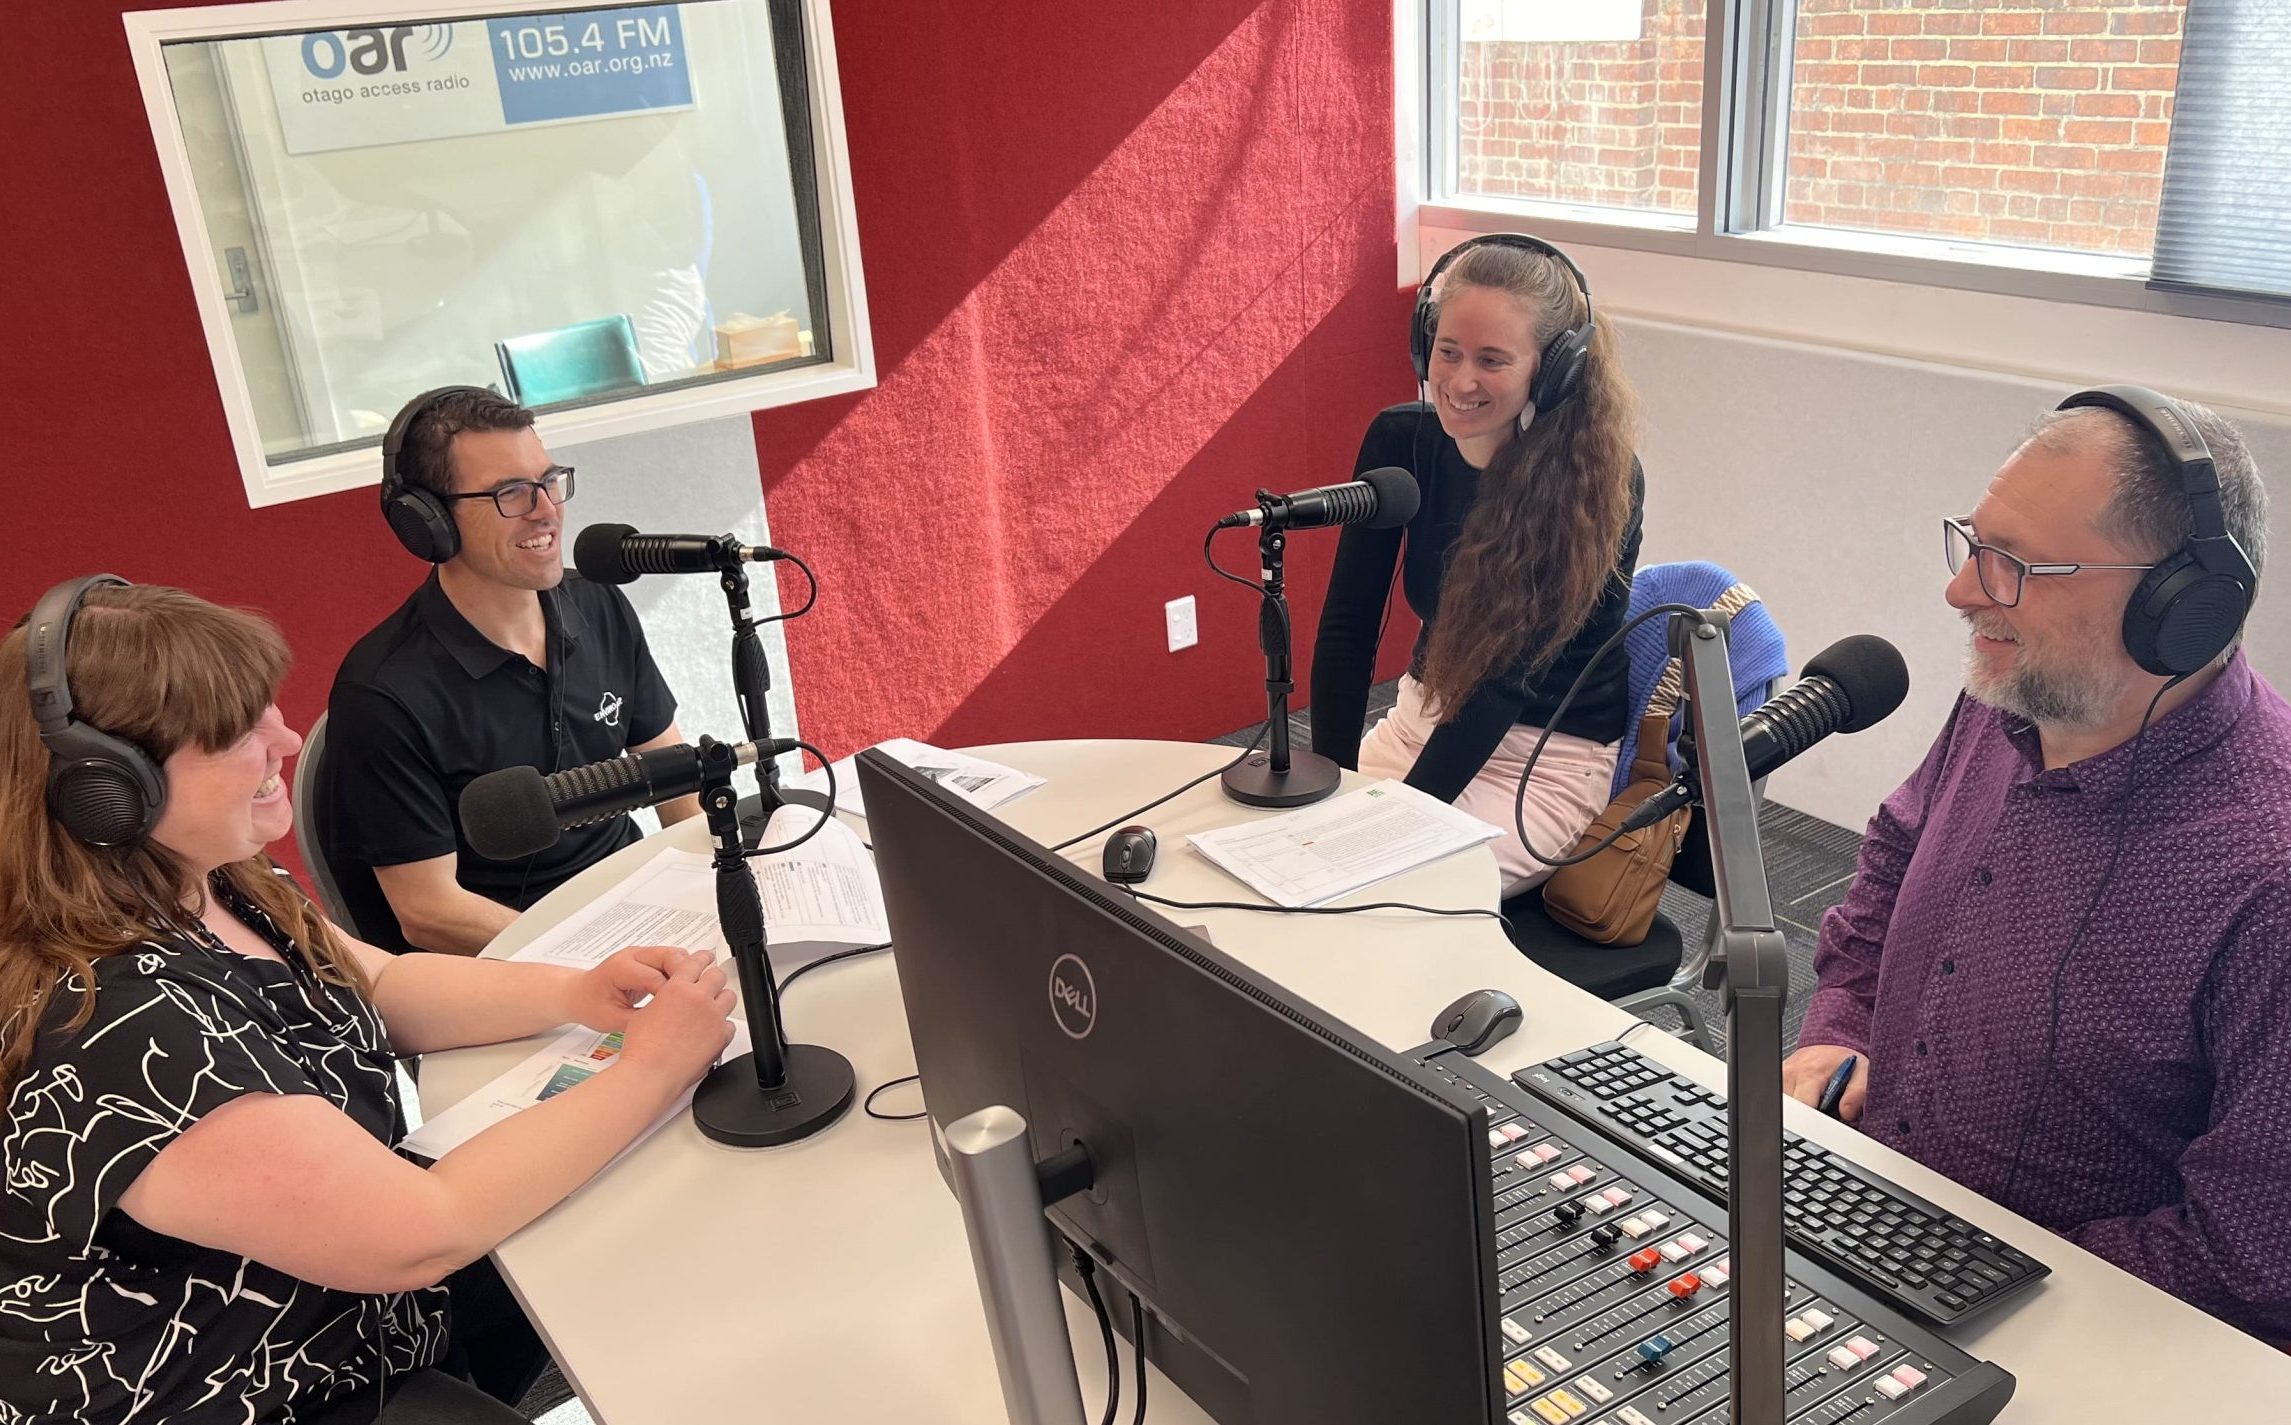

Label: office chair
[291,711,363,938]
[1501,563,1790,1052]
[495,314,646,406]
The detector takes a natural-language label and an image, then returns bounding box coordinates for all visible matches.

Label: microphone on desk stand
[461,736,856,1148]
[1211,467,1420,809]
[573,522,830,847]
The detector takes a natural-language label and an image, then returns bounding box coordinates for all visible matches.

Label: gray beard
[1963,642,2124,730]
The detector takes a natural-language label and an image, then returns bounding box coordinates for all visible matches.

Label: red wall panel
[1,1,1419,857]
[755,0,1422,754]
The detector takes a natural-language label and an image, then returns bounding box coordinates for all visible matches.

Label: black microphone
[1215,467,1420,532]
[1618,635,1911,833]
[573,524,787,585]
[460,737,800,860]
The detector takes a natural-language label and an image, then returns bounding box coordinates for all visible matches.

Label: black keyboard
[1508,1041,2049,1328]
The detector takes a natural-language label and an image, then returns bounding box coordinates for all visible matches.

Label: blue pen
[1817,1055,1859,1117]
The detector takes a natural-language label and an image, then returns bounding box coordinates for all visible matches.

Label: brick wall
[1458,0,2185,257]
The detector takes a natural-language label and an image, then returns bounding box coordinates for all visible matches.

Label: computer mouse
[1431,988,1523,1057]
[1103,825,1158,885]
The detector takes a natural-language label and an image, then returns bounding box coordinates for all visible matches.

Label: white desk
[421,740,2291,1423]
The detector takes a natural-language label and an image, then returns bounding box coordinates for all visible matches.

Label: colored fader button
[1667,1273,1703,1300]
[1825,1336,1882,1371]
[1784,1309,1833,1343]
[1585,1186,1633,1213]
[1504,1359,1547,1396]
[1627,1248,1664,1273]
[1874,1365,1930,1400]
[1636,1335,1673,1365]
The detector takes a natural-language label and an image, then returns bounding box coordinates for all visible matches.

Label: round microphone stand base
[692,1043,856,1147]
[1220,749,1342,809]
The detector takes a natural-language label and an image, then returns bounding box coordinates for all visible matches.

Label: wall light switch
[1165,595,1198,652]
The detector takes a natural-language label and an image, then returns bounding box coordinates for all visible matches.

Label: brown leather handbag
[1539,699,1692,946]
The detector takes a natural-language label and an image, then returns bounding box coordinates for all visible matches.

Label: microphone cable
[1511,603,1709,868]
[753,551,818,624]
[1120,884,1509,934]
[738,739,840,857]
[1047,720,1271,854]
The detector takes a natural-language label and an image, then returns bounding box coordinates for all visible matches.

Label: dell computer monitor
[858,750,1504,1425]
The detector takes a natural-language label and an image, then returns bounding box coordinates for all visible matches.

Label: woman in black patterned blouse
[0,580,737,1425]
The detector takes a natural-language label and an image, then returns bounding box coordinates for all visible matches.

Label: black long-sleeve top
[1308,402,1644,804]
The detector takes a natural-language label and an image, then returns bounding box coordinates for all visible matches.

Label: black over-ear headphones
[379,385,492,564]
[2056,385,2257,677]
[24,575,168,847]
[1411,233,1597,415]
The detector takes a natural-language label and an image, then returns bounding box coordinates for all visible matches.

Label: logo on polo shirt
[594,690,623,727]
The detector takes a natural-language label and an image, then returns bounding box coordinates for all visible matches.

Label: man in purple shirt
[1786,391,2291,1345]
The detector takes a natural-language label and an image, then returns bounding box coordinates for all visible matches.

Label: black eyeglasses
[446,466,576,518]
[1943,516,2148,608]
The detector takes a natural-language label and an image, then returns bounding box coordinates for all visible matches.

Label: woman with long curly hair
[0,578,735,1425]
[1311,235,1643,895]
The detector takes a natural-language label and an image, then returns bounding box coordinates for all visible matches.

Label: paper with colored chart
[402,1017,751,1162]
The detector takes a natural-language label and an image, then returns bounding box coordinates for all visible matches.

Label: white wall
[1428,225,2291,830]
[552,414,802,789]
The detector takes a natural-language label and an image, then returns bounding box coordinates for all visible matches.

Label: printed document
[784,737,1044,818]
[505,813,888,975]
[1186,780,1502,908]
[401,1017,754,1161]
[412,811,891,1159]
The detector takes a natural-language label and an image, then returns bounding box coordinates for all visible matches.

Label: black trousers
[301,1260,554,1424]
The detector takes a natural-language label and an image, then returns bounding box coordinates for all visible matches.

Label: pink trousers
[1357,676,1619,898]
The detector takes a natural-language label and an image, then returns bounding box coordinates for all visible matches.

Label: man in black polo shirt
[318,387,699,954]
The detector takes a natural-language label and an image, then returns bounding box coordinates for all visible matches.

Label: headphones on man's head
[2056,385,2257,678]
[24,574,167,847]
[1411,233,1597,415]
[379,385,492,564]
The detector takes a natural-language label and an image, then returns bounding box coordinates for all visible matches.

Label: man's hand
[1783,1043,1869,1122]
[567,944,703,1032]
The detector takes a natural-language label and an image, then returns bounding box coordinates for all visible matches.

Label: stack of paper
[1186,781,1502,908]
[784,737,1044,818]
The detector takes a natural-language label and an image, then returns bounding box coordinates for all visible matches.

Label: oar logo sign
[1048,954,1097,1040]
[300,24,454,78]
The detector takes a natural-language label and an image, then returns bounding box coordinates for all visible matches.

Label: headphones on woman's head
[379,385,492,564]
[23,574,167,847]
[1411,233,1597,414]
[2056,385,2257,677]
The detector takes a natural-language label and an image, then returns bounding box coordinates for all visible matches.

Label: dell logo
[1049,954,1097,1040]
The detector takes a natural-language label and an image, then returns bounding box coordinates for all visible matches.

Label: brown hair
[1417,243,1641,718]
[0,583,368,1092]
[397,387,535,496]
